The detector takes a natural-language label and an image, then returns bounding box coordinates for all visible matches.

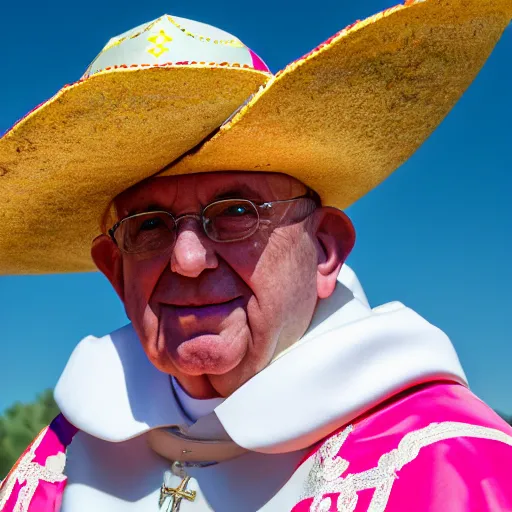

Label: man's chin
[167,332,249,377]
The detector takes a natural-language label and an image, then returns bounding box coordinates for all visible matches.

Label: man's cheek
[218,237,267,272]
[122,277,151,326]
[125,262,163,303]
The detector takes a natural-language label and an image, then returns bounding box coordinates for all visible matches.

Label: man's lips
[159,297,246,322]
[161,297,243,309]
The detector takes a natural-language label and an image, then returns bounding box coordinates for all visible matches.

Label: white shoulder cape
[55,265,467,511]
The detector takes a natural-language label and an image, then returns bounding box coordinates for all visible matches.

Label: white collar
[171,376,224,422]
[55,265,467,453]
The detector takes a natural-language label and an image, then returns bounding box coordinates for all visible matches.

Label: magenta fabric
[292,382,512,511]
[0,414,77,512]
[32,415,77,466]
[249,49,270,72]
[1,480,25,511]
[4,385,512,511]
[28,480,67,512]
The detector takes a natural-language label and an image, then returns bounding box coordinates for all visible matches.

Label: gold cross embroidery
[147,29,172,58]
[159,475,196,512]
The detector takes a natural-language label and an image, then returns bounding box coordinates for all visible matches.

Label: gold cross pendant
[159,475,197,512]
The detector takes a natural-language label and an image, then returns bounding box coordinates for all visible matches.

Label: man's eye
[223,204,250,216]
[139,217,163,231]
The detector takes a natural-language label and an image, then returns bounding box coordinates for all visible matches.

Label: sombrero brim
[0,66,270,274]
[166,0,511,208]
[1,0,511,274]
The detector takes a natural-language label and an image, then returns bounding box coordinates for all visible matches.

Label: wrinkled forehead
[114,171,309,217]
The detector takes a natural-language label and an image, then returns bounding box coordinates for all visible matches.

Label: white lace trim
[301,421,512,512]
[0,427,66,512]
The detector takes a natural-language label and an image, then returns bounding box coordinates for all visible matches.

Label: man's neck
[171,376,225,422]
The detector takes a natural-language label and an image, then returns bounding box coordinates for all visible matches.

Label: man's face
[93,172,353,398]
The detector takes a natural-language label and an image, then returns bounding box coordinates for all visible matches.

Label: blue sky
[0,0,510,415]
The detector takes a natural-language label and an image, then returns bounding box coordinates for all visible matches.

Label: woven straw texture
[166,0,512,209]
[0,67,269,273]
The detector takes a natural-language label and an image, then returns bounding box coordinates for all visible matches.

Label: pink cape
[292,382,512,512]
[0,415,77,512]
[2,383,511,511]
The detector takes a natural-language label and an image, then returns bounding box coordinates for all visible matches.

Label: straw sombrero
[1,0,510,274]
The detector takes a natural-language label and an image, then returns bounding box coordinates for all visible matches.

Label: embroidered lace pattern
[300,421,512,512]
[0,428,66,511]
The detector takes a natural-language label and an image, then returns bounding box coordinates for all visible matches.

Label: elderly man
[1,1,512,511]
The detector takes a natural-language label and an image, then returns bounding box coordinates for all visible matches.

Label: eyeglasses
[108,191,319,255]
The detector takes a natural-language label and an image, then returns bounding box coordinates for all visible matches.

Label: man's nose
[170,220,218,278]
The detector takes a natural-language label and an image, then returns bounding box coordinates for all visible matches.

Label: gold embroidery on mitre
[102,18,160,53]
[82,18,161,77]
[301,421,512,512]
[0,428,67,511]
[166,15,244,48]
[147,29,173,58]
[83,15,248,77]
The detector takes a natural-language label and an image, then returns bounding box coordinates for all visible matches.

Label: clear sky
[0,0,510,415]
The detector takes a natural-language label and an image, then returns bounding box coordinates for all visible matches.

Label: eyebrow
[212,184,264,202]
[126,203,164,217]
[124,184,264,218]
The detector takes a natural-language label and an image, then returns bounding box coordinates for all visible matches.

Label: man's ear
[311,207,355,300]
[91,234,125,301]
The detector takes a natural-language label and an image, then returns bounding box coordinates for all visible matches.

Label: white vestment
[55,266,467,511]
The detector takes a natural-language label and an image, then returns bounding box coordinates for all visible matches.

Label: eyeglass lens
[113,199,260,254]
